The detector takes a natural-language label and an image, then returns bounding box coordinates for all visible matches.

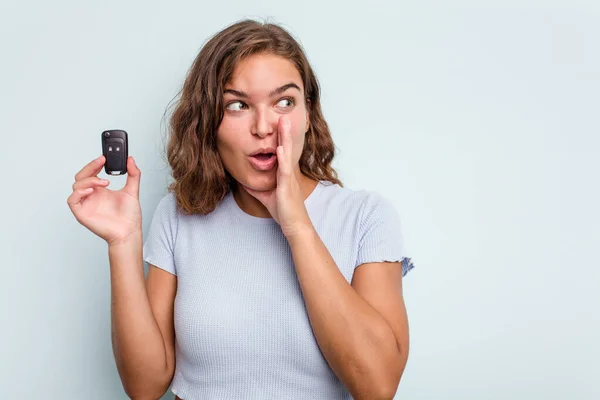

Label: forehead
[226,53,304,94]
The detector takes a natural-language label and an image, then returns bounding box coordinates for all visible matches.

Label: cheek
[290,130,306,161]
[290,111,308,154]
[217,118,245,151]
[216,132,239,170]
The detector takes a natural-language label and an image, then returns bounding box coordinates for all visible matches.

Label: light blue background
[1,0,598,399]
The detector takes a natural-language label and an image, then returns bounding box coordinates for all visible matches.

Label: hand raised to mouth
[242,115,312,239]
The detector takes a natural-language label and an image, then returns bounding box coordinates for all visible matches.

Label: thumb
[123,156,141,197]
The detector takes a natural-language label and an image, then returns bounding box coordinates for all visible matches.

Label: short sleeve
[142,192,179,276]
[355,192,415,277]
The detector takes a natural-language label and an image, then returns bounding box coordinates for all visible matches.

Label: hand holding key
[67,155,142,246]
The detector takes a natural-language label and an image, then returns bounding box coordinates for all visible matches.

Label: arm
[287,227,409,400]
[109,232,176,399]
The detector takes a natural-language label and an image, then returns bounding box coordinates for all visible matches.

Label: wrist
[284,221,316,242]
[107,229,143,250]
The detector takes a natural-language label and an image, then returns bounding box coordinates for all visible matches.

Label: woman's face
[216,53,310,192]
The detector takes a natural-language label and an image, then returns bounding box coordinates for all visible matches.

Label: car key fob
[101,129,128,175]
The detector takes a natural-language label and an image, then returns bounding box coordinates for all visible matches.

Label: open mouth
[251,153,275,161]
[248,152,277,170]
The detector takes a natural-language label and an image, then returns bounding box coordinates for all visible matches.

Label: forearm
[287,227,402,399]
[108,232,171,399]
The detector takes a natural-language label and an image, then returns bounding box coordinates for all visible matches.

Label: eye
[277,97,295,109]
[225,101,247,111]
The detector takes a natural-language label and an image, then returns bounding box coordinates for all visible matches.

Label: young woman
[67,19,414,400]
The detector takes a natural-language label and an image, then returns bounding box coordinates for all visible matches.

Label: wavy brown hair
[164,19,342,215]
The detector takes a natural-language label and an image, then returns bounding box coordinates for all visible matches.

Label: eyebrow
[223,83,301,99]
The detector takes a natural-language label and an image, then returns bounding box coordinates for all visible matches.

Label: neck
[233,168,318,218]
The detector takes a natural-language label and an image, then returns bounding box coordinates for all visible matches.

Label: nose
[251,107,276,139]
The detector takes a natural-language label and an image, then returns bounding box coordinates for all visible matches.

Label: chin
[243,172,277,191]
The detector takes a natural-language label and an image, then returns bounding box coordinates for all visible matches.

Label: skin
[212,52,410,399]
[216,52,316,230]
[66,52,409,400]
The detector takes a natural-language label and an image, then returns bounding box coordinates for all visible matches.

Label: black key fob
[101,130,128,175]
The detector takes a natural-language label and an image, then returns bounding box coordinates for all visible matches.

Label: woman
[67,19,414,400]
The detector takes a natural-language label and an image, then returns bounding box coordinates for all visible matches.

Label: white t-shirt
[143,180,414,399]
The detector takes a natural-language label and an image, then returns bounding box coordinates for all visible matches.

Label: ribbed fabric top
[142,180,414,400]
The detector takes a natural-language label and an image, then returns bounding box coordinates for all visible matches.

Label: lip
[249,147,277,156]
[248,153,277,171]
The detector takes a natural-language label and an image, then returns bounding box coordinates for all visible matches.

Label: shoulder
[149,191,179,217]
[317,181,395,220]
[145,191,182,236]
[148,190,234,234]
[159,190,178,207]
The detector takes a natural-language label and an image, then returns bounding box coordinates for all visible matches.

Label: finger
[276,118,292,177]
[276,144,291,184]
[278,115,287,148]
[67,187,94,209]
[277,123,282,150]
[123,156,141,197]
[72,176,110,191]
[282,118,293,165]
[75,155,105,181]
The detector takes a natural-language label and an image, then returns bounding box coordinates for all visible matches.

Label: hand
[243,116,312,238]
[67,155,142,246]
